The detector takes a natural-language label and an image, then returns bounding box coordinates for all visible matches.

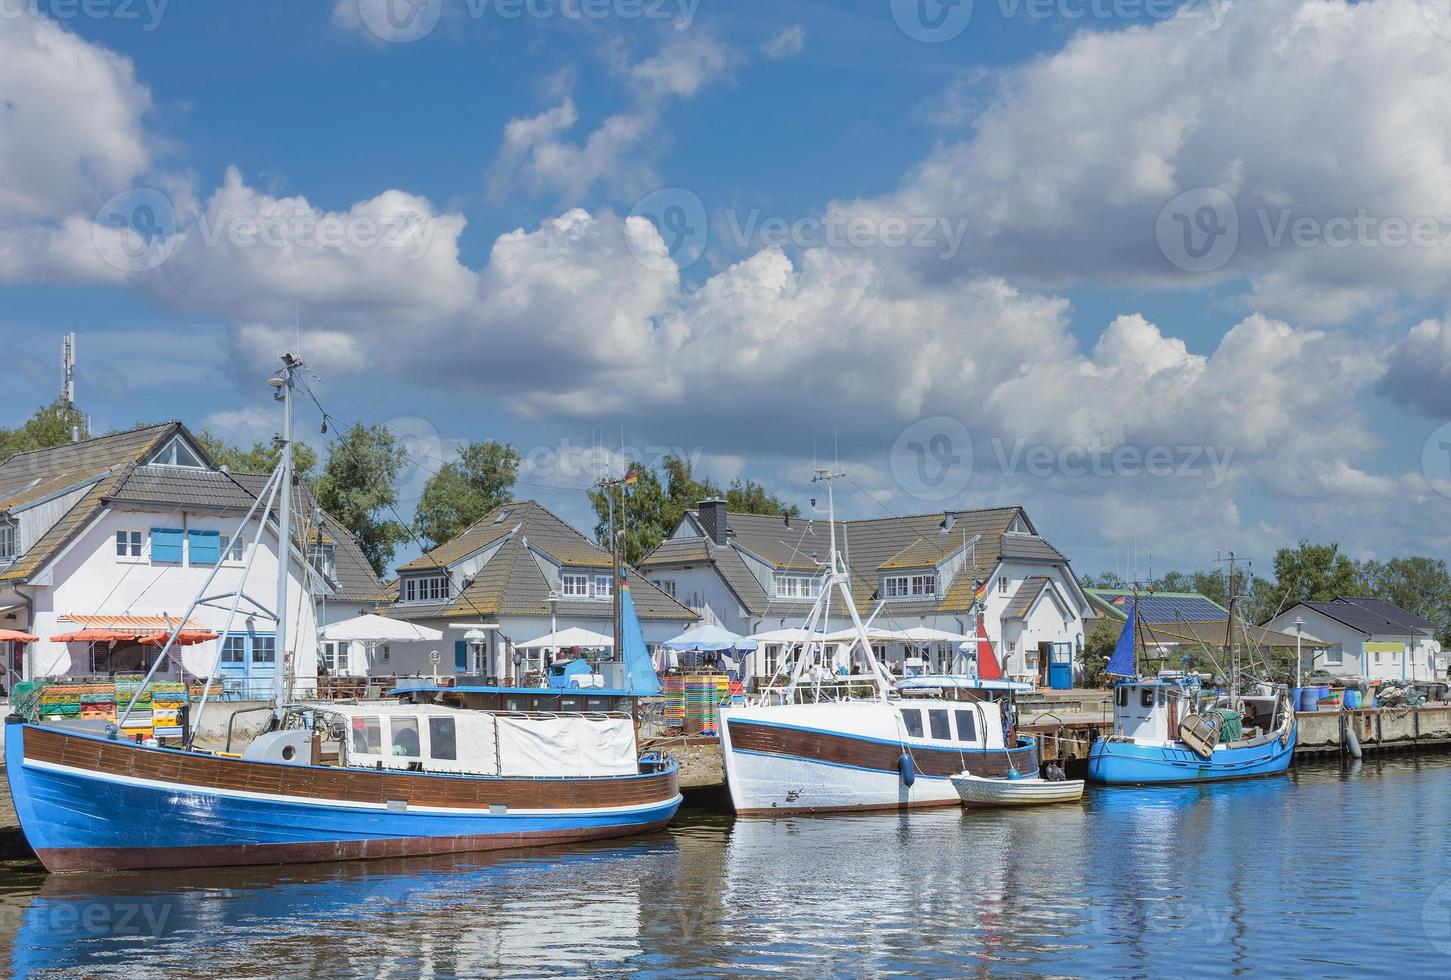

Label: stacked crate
[662,676,687,731]
[150,681,189,738]
[114,675,155,739]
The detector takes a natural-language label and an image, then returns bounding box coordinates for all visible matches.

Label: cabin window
[1141,689,1155,709]
[955,710,978,742]
[504,697,528,712]
[390,718,421,758]
[928,709,951,740]
[429,718,457,760]
[1116,687,1128,707]
[586,697,609,711]
[1157,690,1166,707]
[351,717,383,755]
[557,697,582,712]
[900,708,924,738]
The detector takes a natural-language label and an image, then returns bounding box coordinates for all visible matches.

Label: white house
[1267,597,1444,683]
[382,500,697,683]
[639,500,1093,686]
[0,423,387,699]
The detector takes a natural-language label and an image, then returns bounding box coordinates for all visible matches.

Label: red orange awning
[137,630,220,647]
[0,629,38,643]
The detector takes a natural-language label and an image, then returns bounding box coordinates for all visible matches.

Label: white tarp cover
[494,715,638,777]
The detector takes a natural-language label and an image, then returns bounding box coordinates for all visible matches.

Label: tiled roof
[643,504,1070,621]
[390,501,696,623]
[0,423,177,582]
[1004,576,1054,620]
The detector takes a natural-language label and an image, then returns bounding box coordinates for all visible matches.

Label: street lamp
[1293,615,1305,690]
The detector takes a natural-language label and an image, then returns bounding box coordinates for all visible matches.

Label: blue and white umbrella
[662,623,759,652]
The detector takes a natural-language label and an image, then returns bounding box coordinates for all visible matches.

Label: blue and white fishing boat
[4,354,681,873]
[1087,573,1296,785]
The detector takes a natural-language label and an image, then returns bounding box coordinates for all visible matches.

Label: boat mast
[813,468,893,699]
[271,353,301,712]
[1222,550,1239,709]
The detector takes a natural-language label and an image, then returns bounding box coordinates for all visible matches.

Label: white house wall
[26,504,318,693]
[648,566,752,636]
[1266,606,1440,682]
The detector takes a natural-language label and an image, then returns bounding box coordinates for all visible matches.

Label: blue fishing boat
[3,353,681,873]
[1087,578,1296,785]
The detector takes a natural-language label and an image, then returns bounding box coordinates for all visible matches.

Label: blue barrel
[1291,687,1305,711]
[1317,685,1331,704]
[1299,687,1319,711]
[1366,690,1377,708]
[1345,690,1360,710]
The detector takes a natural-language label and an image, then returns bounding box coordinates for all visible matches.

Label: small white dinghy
[951,772,1085,807]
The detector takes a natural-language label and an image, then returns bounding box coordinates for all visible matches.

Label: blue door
[1048,643,1074,690]
[220,630,278,700]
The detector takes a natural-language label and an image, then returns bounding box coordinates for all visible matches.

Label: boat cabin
[389,682,640,717]
[254,701,643,778]
[1110,678,1199,742]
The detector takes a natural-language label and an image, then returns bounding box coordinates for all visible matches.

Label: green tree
[413,440,521,548]
[315,422,408,577]
[1251,541,1366,623]
[589,454,799,564]
[1360,556,1451,645]
[196,429,318,483]
[1081,622,1121,688]
[0,401,89,459]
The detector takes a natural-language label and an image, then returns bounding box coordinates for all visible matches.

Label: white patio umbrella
[896,626,972,644]
[320,614,443,676]
[821,626,909,643]
[748,627,822,645]
[515,627,614,650]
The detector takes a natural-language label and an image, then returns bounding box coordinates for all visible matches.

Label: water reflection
[3,757,1451,977]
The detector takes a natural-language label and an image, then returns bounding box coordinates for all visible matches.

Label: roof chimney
[699,498,728,546]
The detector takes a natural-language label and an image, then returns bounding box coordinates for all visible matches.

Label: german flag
[623,469,638,485]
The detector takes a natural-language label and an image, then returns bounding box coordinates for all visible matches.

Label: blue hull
[1087,725,1295,785]
[6,723,681,872]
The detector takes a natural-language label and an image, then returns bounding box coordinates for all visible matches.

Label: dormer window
[0,521,16,564]
[401,574,451,603]
[883,573,936,598]
[774,574,820,600]
[308,544,336,579]
[149,435,205,468]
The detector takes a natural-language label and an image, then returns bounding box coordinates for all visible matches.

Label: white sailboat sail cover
[494,714,639,777]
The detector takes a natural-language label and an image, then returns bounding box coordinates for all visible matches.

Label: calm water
[3,756,1451,978]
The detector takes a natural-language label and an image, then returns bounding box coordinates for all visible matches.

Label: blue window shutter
[188,530,221,566]
[151,528,183,563]
[454,640,468,672]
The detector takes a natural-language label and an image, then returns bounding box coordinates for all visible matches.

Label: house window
[150,435,206,468]
[252,636,276,664]
[594,575,613,599]
[0,523,17,563]
[562,574,590,597]
[654,579,676,597]
[308,544,336,579]
[402,575,451,603]
[774,575,820,599]
[223,535,245,563]
[999,576,1009,595]
[884,574,936,598]
[1324,644,1343,666]
[320,641,344,673]
[221,636,246,665]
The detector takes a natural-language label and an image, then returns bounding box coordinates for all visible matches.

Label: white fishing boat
[717,471,1037,815]
[951,771,1085,807]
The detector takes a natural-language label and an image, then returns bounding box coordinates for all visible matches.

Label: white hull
[718,700,1036,815]
[720,740,962,814]
[951,773,1084,807]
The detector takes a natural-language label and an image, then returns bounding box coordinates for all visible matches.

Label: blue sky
[3,0,1450,577]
